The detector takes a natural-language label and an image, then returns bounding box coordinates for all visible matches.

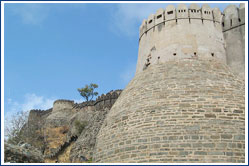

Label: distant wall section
[53,100,74,112]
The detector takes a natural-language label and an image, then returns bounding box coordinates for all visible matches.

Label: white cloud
[21,93,55,111]
[120,62,137,87]
[4,93,56,138]
[111,3,167,37]
[73,98,84,104]
[5,93,56,119]
[10,4,50,25]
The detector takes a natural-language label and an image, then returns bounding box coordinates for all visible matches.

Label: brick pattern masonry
[94,59,245,163]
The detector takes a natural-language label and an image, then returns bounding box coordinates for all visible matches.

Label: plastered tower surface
[94,4,245,163]
[136,4,225,74]
[223,4,245,79]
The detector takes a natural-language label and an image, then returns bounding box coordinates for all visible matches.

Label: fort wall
[42,90,122,160]
[28,109,52,128]
[222,4,245,78]
[137,4,226,74]
[53,100,74,112]
[94,3,245,163]
[94,59,245,163]
[73,90,122,110]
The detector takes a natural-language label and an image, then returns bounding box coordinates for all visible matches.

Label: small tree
[5,110,45,150]
[5,111,29,145]
[77,83,99,101]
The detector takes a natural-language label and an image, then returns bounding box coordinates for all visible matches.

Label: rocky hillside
[4,90,122,163]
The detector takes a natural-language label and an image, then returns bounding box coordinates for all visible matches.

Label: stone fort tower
[94,4,245,163]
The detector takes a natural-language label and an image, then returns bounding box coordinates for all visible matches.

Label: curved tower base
[94,59,245,163]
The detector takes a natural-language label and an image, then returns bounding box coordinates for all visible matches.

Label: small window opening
[194,52,197,56]
[189,18,191,23]
[167,11,173,15]
[230,19,232,26]
[184,9,186,12]
[149,20,153,24]
[173,53,176,56]
[194,9,196,13]
[238,18,241,22]
[204,11,206,14]
[178,10,180,13]
[158,56,160,59]
[181,10,183,12]
[222,22,224,27]
[157,15,162,19]
[211,53,214,57]
[191,10,193,13]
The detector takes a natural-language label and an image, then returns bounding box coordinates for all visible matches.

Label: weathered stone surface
[42,90,122,162]
[94,59,245,163]
[8,3,245,164]
[4,143,44,163]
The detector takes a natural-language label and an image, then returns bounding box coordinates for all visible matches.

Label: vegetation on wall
[74,120,87,135]
[77,83,99,101]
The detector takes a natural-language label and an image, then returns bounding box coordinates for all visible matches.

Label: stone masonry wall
[43,90,122,162]
[137,4,226,74]
[223,4,245,79]
[94,59,245,163]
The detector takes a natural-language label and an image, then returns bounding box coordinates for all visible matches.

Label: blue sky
[4,2,239,118]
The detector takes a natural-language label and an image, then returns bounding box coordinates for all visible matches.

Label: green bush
[74,120,87,134]
[87,157,93,163]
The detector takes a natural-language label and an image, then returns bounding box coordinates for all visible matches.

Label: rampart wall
[53,100,74,112]
[43,90,122,160]
[222,4,245,78]
[73,90,122,111]
[137,4,226,74]
[28,108,52,127]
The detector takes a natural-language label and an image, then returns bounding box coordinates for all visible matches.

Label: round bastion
[53,100,74,112]
[94,4,245,163]
[136,4,225,74]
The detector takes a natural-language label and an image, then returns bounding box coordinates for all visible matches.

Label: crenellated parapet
[29,108,52,117]
[222,3,245,79]
[139,4,223,40]
[28,108,52,125]
[222,4,245,32]
[136,4,226,74]
[73,90,122,110]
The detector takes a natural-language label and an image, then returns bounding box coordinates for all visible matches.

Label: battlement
[73,90,122,110]
[139,4,223,40]
[222,3,245,79]
[53,100,74,112]
[29,108,52,117]
[28,108,52,125]
[222,4,245,32]
[136,4,226,74]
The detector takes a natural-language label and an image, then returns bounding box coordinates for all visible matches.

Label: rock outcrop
[19,90,122,163]
[4,143,44,163]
